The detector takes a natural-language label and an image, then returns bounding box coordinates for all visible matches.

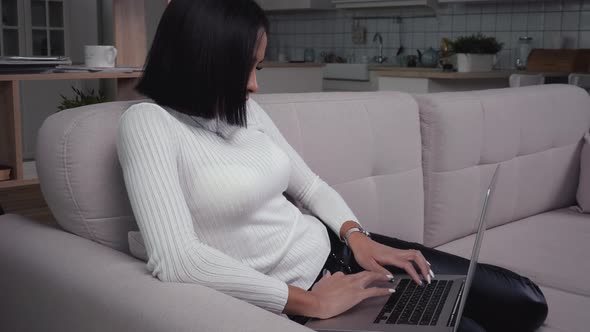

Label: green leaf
[56,86,107,112]
[449,33,503,55]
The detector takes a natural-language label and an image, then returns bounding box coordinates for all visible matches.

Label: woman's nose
[247,73,258,94]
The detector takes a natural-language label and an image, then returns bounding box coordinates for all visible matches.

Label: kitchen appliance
[417,47,440,68]
[516,36,533,70]
[352,20,367,45]
[333,0,437,9]
[304,48,315,63]
[257,0,333,11]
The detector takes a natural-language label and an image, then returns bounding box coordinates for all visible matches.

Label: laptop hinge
[447,281,465,327]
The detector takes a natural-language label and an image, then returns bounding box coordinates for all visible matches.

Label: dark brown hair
[136,0,269,127]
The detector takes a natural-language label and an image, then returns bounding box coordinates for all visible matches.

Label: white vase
[455,54,495,72]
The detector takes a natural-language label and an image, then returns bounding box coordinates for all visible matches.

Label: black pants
[293,230,548,332]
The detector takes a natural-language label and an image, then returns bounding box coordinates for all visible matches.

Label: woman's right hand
[309,271,393,319]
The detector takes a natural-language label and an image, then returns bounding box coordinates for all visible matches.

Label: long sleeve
[116,103,288,313]
[248,99,360,235]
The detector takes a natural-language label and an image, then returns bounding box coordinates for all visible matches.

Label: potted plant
[57,86,106,112]
[449,34,503,72]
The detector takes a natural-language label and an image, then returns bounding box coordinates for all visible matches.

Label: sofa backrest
[255,92,424,243]
[36,101,143,253]
[417,85,590,248]
[37,91,425,253]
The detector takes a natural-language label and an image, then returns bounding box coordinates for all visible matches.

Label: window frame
[0,0,70,56]
[0,0,27,56]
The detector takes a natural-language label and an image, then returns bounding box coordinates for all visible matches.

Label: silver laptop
[305,165,501,332]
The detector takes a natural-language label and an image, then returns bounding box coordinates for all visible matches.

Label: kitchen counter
[371,67,512,79]
[260,61,325,69]
[368,66,576,93]
[369,66,571,80]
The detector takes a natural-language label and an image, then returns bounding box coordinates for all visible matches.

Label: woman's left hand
[347,233,434,286]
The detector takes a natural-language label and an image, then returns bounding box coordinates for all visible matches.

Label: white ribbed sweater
[116,99,358,313]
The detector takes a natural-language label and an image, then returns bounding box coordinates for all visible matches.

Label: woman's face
[246,31,267,98]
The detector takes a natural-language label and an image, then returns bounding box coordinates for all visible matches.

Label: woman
[117,0,547,330]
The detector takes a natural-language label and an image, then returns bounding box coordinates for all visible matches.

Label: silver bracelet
[342,227,371,247]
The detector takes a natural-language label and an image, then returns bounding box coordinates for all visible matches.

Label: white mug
[84,45,118,68]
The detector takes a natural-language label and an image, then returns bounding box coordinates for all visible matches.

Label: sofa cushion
[128,231,148,261]
[538,286,590,332]
[255,92,424,243]
[577,133,590,212]
[36,101,143,253]
[436,208,590,296]
[417,85,590,247]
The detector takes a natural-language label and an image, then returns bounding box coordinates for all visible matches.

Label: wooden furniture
[0,182,56,225]
[0,1,157,224]
[527,49,590,73]
[0,0,159,190]
[0,71,142,189]
[113,0,148,67]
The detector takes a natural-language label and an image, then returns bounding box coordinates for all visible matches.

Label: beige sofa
[0,85,588,332]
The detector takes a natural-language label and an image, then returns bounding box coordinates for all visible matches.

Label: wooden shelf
[0,0,157,228]
[0,0,157,191]
[0,71,144,189]
[0,179,39,189]
[0,71,142,81]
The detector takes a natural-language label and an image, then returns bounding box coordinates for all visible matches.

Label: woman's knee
[458,316,487,332]
[361,234,548,331]
[467,264,548,332]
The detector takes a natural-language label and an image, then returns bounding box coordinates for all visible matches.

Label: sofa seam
[61,109,109,240]
[418,97,435,246]
[360,102,377,178]
[427,142,581,174]
[59,103,136,240]
[290,103,305,159]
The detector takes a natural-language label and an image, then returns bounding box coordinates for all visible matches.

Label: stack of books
[0,165,11,181]
[0,56,72,74]
[53,65,143,73]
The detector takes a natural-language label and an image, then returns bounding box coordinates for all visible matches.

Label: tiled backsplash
[266,0,590,69]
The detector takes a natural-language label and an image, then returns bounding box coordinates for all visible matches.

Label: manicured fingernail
[386,274,394,280]
[419,280,424,287]
[389,288,396,293]
[427,275,431,284]
[426,261,431,266]
[429,270,435,279]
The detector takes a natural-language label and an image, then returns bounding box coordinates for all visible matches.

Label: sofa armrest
[0,214,312,332]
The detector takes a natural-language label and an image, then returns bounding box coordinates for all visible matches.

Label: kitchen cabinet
[438,0,494,3]
[323,78,377,92]
[374,68,511,93]
[437,0,492,3]
[332,0,437,9]
[257,63,325,93]
[256,0,333,11]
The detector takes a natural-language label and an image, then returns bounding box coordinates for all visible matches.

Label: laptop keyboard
[374,278,454,326]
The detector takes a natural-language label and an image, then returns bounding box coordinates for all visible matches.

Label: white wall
[21,0,99,160]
